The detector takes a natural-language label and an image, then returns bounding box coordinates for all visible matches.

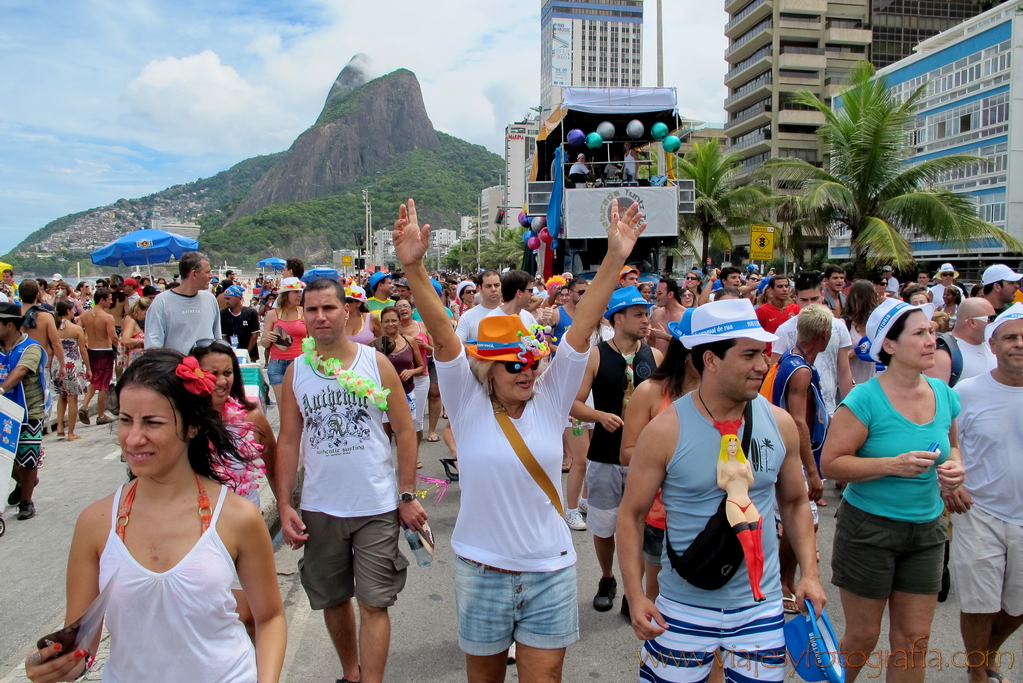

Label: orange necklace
[116,473,213,541]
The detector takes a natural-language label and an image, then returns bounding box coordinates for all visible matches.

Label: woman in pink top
[258,277,307,406]
[24,349,286,683]
[343,284,381,345]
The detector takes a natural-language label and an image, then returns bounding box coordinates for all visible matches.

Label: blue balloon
[523,230,536,244]
[585,132,603,149]
[567,129,585,147]
[651,122,669,140]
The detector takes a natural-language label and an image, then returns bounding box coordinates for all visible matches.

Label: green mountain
[6,58,502,272]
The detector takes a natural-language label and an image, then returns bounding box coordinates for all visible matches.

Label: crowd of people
[4,219,1023,682]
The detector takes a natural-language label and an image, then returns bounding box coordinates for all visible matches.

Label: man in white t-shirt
[771,273,853,417]
[948,303,1023,683]
[926,297,996,386]
[276,278,427,683]
[930,262,964,304]
[882,265,899,297]
[455,270,503,342]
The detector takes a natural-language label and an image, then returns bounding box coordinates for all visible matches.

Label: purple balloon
[567,129,585,147]
[518,211,530,228]
[527,236,541,250]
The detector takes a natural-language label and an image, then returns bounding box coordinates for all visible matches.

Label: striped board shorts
[639,596,786,683]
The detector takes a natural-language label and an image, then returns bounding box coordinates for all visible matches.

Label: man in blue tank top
[617,299,826,683]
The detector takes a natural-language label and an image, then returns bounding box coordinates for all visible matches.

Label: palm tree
[761,61,1021,271]
[675,139,774,268]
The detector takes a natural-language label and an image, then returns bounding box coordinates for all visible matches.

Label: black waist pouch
[665,496,745,590]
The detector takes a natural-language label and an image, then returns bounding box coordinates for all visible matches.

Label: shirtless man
[18,279,64,378]
[648,278,686,354]
[78,288,119,425]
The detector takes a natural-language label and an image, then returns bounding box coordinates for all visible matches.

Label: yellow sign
[749,225,775,260]
[341,255,353,267]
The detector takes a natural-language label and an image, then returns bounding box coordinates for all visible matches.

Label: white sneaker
[507,642,516,664]
[565,509,587,531]
[578,498,588,515]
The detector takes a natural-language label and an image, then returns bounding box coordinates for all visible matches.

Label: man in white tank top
[276,278,428,683]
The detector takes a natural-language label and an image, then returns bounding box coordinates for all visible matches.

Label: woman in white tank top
[24,349,286,683]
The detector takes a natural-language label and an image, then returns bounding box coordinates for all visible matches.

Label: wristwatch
[399,491,416,503]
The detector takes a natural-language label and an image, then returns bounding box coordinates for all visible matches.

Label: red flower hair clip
[176,356,216,396]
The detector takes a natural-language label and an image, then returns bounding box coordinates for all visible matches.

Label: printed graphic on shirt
[301,384,372,454]
[748,437,777,473]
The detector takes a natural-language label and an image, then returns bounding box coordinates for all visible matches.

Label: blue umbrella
[257,257,286,270]
[301,267,340,283]
[91,229,199,277]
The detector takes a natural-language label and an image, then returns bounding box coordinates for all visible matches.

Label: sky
[0,0,728,256]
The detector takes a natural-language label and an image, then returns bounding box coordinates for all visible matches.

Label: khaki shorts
[831,500,946,599]
[585,461,627,538]
[952,506,1023,616]
[299,509,409,610]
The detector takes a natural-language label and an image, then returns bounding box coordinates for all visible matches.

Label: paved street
[1,407,1017,682]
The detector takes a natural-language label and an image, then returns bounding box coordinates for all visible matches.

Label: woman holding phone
[821,298,964,682]
[24,349,286,683]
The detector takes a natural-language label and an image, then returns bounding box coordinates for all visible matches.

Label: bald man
[926,297,997,386]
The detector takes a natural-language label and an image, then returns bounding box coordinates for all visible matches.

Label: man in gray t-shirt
[144,252,221,354]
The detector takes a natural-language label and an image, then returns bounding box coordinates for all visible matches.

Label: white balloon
[596,121,616,140]
[626,119,645,139]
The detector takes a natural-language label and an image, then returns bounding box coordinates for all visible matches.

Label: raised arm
[563,199,646,353]
[392,199,461,362]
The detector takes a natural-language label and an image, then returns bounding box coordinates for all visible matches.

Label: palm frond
[856,216,914,269]
[881,191,1023,253]
[878,155,990,202]
[759,158,836,185]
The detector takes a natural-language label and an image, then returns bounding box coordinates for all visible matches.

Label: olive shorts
[831,500,947,599]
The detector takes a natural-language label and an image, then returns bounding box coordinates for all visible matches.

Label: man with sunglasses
[926,297,997,387]
[649,278,686,355]
[929,262,964,305]
[572,286,663,614]
[549,277,588,353]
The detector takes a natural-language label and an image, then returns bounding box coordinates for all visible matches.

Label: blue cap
[605,286,654,320]
[430,278,442,297]
[667,308,696,342]
[746,264,758,273]
[224,285,245,297]
[368,272,391,293]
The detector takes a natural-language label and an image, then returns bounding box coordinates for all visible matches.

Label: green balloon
[662,135,682,153]
[651,122,669,140]
[585,132,603,149]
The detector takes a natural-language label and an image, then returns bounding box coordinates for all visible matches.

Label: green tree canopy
[761,61,1021,270]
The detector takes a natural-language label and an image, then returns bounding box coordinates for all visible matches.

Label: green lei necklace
[302,337,390,410]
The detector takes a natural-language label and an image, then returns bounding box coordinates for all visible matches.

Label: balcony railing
[725,0,770,31]
[728,128,771,153]
[725,45,772,81]
[726,18,772,57]
[738,151,771,175]
[725,99,772,129]
[780,46,825,55]
[725,71,772,106]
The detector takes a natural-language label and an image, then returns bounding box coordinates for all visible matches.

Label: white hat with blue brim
[986,301,1023,342]
[676,298,777,349]
[605,285,654,320]
[865,298,934,362]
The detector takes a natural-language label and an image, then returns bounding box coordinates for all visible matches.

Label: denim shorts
[266,357,293,386]
[454,556,579,656]
[643,524,665,566]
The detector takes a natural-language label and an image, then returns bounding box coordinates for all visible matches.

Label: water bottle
[405,525,433,567]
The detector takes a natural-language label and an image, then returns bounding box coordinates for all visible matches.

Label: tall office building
[872,0,1009,67]
[540,0,644,112]
[722,0,872,180]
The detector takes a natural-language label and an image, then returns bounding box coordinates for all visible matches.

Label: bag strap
[492,401,566,519]
[741,398,754,458]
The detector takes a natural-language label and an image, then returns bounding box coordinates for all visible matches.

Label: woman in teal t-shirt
[821,302,965,682]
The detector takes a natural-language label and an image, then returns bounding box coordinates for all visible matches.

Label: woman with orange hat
[393,197,646,683]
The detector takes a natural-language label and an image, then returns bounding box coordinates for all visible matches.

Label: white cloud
[122,50,301,156]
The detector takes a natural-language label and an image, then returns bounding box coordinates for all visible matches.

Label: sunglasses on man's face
[503,360,541,374]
